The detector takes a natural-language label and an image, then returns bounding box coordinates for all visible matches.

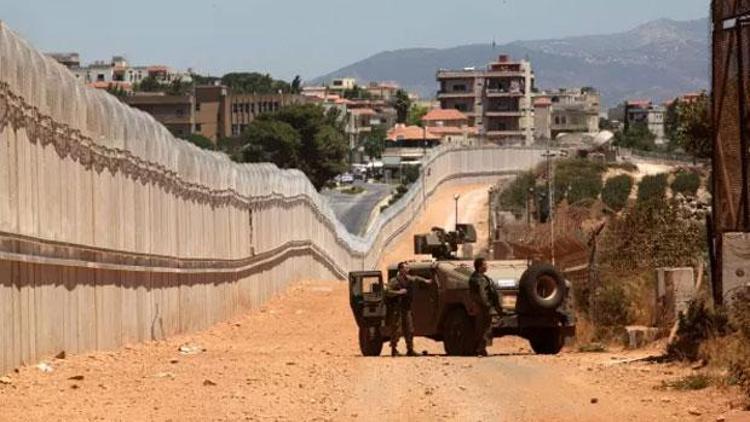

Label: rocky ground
[0,182,748,421]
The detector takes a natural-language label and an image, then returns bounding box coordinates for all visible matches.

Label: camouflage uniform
[469,271,502,354]
[387,274,429,354]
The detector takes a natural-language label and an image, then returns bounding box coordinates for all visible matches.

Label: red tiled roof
[387,124,440,142]
[422,108,468,122]
[534,98,552,107]
[626,100,651,108]
[351,108,376,116]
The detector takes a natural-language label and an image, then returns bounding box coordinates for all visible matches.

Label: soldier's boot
[476,348,488,357]
[406,349,418,357]
[391,346,401,357]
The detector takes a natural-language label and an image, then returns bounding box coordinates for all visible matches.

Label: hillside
[312,18,709,107]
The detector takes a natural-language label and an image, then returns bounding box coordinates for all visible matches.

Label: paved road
[322,182,392,235]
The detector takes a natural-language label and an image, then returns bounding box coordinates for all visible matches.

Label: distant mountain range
[312,18,710,108]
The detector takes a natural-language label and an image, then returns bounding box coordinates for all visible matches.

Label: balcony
[486,89,524,97]
[437,90,475,99]
[485,110,524,117]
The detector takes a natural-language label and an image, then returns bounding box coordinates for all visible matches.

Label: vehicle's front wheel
[358,326,384,356]
[528,329,564,355]
[442,309,477,356]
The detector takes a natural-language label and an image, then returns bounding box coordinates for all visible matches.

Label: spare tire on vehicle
[518,263,566,312]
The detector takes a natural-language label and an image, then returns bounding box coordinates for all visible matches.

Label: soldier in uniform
[469,257,503,356]
[387,261,432,356]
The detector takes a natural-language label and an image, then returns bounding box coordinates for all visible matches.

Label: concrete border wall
[0,22,545,374]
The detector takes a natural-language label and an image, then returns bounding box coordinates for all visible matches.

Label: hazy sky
[2,0,709,81]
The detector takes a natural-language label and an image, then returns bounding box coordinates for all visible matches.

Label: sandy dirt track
[0,182,747,422]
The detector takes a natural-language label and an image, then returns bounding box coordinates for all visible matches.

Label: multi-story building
[421,108,478,146]
[125,93,196,137]
[534,88,601,140]
[437,55,535,145]
[225,93,305,137]
[125,86,306,142]
[625,100,666,143]
[328,78,357,92]
[47,53,192,92]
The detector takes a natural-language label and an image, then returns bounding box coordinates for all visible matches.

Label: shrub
[498,171,536,212]
[590,283,632,330]
[667,299,729,361]
[402,166,421,185]
[554,159,606,205]
[671,171,701,197]
[602,175,634,212]
[637,173,669,203]
[659,374,712,391]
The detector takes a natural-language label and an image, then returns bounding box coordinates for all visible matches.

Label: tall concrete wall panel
[0,22,545,374]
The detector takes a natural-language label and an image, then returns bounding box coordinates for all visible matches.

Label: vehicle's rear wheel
[358,326,383,356]
[442,308,477,356]
[528,329,565,355]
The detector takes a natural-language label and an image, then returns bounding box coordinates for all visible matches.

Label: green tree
[135,75,162,92]
[553,159,606,205]
[291,75,302,94]
[239,104,348,190]
[363,125,387,160]
[614,122,657,151]
[185,134,215,150]
[637,173,669,203]
[391,89,412,124]
[221,72,291,94]
[671,171,701,197]
[407,104,429,127]
[342,84,373,100]
[242,120,301,167]
[675,94,712,160]
[602,174,634,212]
[167,79,191,96]
[664,98,681,146]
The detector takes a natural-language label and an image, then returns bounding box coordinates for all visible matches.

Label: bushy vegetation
[659,374,712,391]
[668,300,729,361]
[614,122,657,151]
[553,159,606,206]
[601,175,634,212]
[671,171,701,197]
[239,104,349,190]
[498,171,536,213]
[637,173,669,203]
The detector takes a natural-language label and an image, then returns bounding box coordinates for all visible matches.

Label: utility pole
[454,194,460,231]
[544,138,556,265]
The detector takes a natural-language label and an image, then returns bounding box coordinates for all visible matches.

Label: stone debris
[688,408,702,416]
[716,415,726,422]
[36,362,53,373]
[0,376,12,385]
[55,351,66,360]
[178,344,205,355]
[203,379,217,386]
[68,375,85,381]
[152,372,175,379]
[590,398,599,404]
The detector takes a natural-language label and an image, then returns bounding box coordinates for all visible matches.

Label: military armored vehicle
[349,224,575,356]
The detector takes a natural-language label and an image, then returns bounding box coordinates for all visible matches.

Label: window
[453,84,467,92]
[195,102,201,112]
[232,124,240,136]
[195,123,202,132]
[97,74,105,82]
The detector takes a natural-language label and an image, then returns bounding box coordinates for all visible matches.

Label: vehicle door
[409,266,440,335]
[348,271,386,328]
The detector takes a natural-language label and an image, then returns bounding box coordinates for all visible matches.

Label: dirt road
[0,182,746,421]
